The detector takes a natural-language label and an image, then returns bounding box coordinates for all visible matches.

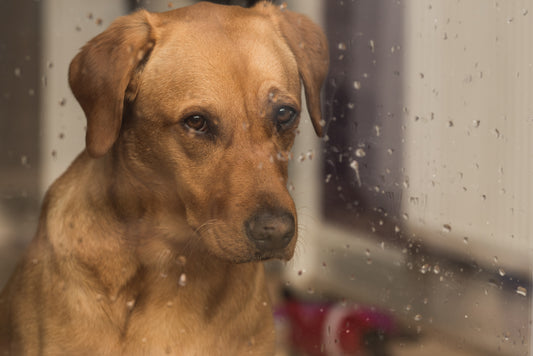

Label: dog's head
[68,2,329,263]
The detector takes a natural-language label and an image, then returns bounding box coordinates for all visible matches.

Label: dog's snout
[245,210,295,253]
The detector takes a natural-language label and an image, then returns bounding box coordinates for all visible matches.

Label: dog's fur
[0,2,328,355]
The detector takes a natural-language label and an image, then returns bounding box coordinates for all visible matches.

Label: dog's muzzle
[245,209,295,258]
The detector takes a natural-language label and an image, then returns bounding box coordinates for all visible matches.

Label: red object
[276,300,394,355]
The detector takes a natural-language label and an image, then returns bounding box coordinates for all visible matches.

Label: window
[0,1,530,354]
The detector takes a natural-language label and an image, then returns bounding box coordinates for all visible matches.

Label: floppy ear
[275,8,329,137]
[69,10,155,158]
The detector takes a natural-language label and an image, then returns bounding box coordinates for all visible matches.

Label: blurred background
[0,0,531,355]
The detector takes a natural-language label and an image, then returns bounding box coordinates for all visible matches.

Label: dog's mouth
[193,207,297,263]
[232,249,292,264]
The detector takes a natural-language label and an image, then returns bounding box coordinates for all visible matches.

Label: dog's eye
[275,106,298,129]
[184,115,208,133]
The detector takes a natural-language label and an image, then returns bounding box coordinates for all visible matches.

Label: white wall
[402,1,533,273]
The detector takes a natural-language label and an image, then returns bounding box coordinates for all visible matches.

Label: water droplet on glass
[442,224,452,233]
[349,160,362,187]
[355,148,366,158]
[21,155,28,166]
[522,8,529,16]
[14,67,21,77]
[338,42,347,51]
[433,265,441,274]
[402,213,409,221]
[365,249,371,257]
[374,125,381,136]
[59,98,67,106]
[472,120,480,128]
[420,264,429,274]
[447,120,454,127]
[306,150,314,160]
[369,39,375,53]
[353,81,361,90]
[414,314,423,321]
[279,2,288,10]
[126,299,135,309]
[463,237,469,244]
[498,268,506,277]
[516,286,527,297]
[178,273,187,287]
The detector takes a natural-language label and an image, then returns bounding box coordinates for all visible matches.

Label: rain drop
[349,160,362,187]
[178,273,187,287]
[419,264,429,274]
[306,150,314,160]
[355,148,366,158]
[516,286,527,297]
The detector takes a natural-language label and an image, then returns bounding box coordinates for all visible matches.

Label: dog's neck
[42,150,262,305]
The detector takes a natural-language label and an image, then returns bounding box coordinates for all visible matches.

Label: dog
[0,2,328,354]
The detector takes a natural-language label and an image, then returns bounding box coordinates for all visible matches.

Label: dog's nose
[245,210,295,253]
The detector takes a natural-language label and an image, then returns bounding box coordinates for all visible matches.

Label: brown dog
[0,2,328,355]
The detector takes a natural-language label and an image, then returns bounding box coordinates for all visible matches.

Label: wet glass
[0,0,531,355]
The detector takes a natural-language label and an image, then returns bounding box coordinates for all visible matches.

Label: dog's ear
[69,10,155,158]
[275,8,329,137]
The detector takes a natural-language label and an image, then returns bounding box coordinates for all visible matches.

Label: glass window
[0,1,530,355]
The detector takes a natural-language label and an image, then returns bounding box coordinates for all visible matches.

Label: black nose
[245,209,295,253]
